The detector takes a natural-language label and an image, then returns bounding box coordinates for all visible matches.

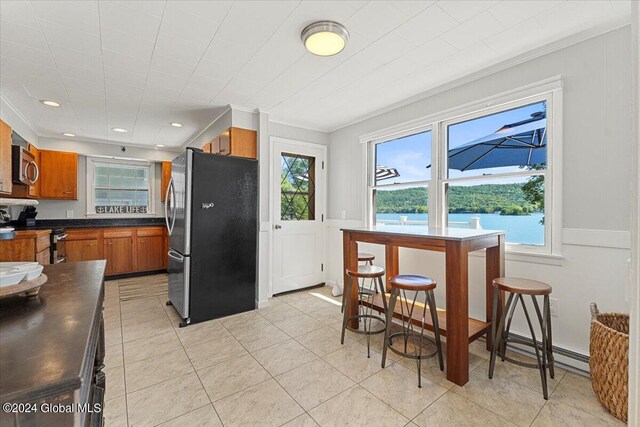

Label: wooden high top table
[341,226,505,386]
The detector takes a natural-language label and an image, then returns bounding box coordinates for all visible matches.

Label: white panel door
[272,139,326,294]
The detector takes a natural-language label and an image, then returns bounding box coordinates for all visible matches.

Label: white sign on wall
[95,206,147,214]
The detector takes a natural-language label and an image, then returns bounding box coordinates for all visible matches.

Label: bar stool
[340,264,388,357]
[488,277,555,399]
[341,253,376,313]
[381,275,444,387]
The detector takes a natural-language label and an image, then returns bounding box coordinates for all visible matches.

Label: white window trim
[363,77,563,257]
[86,156,157,218]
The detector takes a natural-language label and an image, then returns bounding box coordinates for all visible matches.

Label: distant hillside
[375,184,538,215]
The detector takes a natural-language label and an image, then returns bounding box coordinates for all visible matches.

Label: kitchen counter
[10,217,165,230]
[0,261,107,426]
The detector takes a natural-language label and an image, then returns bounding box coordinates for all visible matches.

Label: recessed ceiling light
[170,122,183,128]
[62,133,75,137]
[301,21,349,56]
[112,127,128,133]
[155,144,165,147]
[40,100,61,107]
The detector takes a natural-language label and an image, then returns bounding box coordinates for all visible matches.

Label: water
[376,212,545,245]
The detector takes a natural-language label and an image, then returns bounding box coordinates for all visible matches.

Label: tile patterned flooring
[102,275,625,427]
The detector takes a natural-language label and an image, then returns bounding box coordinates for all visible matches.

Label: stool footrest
[344,314,387,335]
[386,331,439,360]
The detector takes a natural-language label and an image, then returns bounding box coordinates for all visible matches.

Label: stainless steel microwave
[11,145,39,186]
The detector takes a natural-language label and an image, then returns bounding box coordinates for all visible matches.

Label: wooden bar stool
[340,264,388,357]
[381,275,444,388]
[341,253,376,313]
[488,277,555,399]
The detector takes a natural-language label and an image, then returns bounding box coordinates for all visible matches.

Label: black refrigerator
[165,148,258,327]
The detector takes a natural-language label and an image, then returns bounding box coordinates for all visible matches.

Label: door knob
[274,224,282,230]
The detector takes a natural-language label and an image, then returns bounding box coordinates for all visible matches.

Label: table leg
[343,232,359,329]
[485,235,505,351]
[445,240,470,386]
[384,245,398,292]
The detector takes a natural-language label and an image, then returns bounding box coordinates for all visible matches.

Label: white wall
[325,27,633,366]
[0,96,39,144]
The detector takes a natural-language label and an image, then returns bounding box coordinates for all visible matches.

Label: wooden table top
[341,225,505,241]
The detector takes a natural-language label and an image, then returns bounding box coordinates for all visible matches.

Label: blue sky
[375,101,546,184]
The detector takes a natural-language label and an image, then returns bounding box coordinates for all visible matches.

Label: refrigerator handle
[164,176,174,235]
[168,249,184,262]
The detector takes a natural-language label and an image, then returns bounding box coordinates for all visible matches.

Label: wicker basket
[589,303,629,422]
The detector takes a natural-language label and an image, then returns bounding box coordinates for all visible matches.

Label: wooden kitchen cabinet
[201,128,256,159]
[66,239,101,262]
[104,237,133,275]
[0,230,51,263]
[137,236,164,271]
[0,119,12,195]
[39,150,78,199]
[161,161,171,202]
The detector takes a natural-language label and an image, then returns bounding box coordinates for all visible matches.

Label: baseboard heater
[480,332,590,365]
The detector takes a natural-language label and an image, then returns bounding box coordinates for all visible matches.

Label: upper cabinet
[39,150,78,199]
[161,161,171,202]
[202,127,257,159]
[0,120,12,195]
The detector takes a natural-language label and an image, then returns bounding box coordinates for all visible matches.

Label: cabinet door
[0,119,12,195]
[40,150,78,199]
[218,130,231,156]
[104,237,133,275]
[36,248,50,265]
[161,161,171,202]
[229,127,257,159]
[136,235,164,271]
[66,239,101,262]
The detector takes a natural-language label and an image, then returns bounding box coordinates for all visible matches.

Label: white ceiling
[0,0,631,147]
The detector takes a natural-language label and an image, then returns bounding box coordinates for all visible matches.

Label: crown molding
[0,93,41,139]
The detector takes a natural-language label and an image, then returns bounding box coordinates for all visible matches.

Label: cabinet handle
[63,191,73,194]
[139,240,145,243]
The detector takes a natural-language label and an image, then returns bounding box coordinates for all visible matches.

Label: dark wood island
[0,261,107,427]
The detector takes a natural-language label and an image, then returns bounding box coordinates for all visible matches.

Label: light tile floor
[102,275,625,427]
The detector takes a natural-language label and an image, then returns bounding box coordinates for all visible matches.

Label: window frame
[363,79,563,256]
[86,157,157,217]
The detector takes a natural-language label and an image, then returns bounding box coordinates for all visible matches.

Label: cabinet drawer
[66,229,101,240]
[136,226,164,237]
[103,228,134,238]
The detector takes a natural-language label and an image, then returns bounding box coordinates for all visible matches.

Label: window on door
[280,153,316,221]
[366,89,558,254]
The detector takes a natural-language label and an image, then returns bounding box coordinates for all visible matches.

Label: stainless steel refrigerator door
[169,150,190,255]
[168,249,190,319]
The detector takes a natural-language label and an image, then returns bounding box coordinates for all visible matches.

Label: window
[366,85,561,255]
[87,157,155,216]
[370,130,432,226]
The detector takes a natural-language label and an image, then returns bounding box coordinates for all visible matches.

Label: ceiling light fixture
[40,100,61,107]
[62,133,75,137]
[155,144,165,147]
[112,127,128,133]
[301,21,349,56]
[170,122,183,128]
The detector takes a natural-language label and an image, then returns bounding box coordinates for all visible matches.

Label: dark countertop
[10,217,166,230]
[0,261,106,403]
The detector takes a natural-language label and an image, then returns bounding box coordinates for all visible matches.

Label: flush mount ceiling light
[40,100,61,107]
[301,21,349,56]
[170,122,183,128]
[155,144,165,147]
[112,127,128,133]
[62,133,75,137]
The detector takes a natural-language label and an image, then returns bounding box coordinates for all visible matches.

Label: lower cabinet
[66,239,101,262]
[104,237,134,275]
[66,226,166,277]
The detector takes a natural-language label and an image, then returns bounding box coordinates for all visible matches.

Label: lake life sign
[96,205,147,214]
